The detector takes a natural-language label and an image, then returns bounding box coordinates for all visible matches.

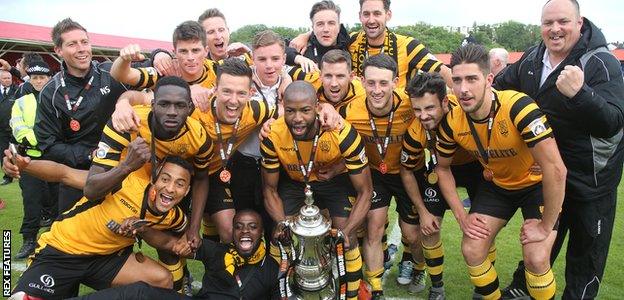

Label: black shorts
[452,160,484,201]
[13,244,132,300]
[415,168,448,218]
[204,171,235,215]
[278,171,355,218]
[371,169,418,225]
[470,181,544,222]
[414,161,484,217]
[229,151,264,210]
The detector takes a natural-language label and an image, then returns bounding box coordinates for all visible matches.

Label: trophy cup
[276,186,346,300]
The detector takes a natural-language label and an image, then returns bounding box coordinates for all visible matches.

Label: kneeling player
[9,147,193,300]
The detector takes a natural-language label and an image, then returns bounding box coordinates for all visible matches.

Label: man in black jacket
[494,0,624,298]
[285,0,351,69]
[35,18,134,212]
[0,69,18,185]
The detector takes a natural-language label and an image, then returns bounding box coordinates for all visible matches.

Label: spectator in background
[489,47,509,77]
[10,60,58,259]
[0,69,18,186]
[35,18,136,213]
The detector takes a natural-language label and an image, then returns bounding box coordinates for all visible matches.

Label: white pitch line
[12,261,27,272]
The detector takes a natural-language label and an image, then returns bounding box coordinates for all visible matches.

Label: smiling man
[435,44,566,300]
[494,0,624,298]
[58,210,279,300]
[9,147,194,300]
[86,76,213,293]
[34,18,140,213]
[261,81,372,300]
[338,54,422,298]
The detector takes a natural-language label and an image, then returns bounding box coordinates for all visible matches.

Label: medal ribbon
[292,122,320,186]
[466,95,497,165]
[368,110,394,161]
[213,100,241,172]
[59,72,94,112]
[425,130,438,171]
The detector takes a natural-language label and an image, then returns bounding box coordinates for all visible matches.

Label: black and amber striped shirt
[436,90,553,190]
[260,118,368,182]
[339,89,414,174]
[38,171,187,255]
[92,105,213,181]
[348,31,443,88]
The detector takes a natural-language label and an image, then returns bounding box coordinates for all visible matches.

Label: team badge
[96,142,111,159]
[529,118,547,136]
[498,120,509,137]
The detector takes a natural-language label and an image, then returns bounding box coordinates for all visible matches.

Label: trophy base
[292,283,335,300]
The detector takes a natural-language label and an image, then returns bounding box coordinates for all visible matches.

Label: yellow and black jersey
[133,58,219,90]
[317,78,366,109]
[287,66,322,90]
[220,52,254,67]
[436,90,553,190]
[38,172,187,255]
[348,30,443,88]
[93,105,213,181]
[191,97,278,174]
[401,95,475,170]
[260,117,367,182]
[339,89,414,174]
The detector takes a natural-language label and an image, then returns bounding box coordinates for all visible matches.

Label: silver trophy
[277,185,345,300]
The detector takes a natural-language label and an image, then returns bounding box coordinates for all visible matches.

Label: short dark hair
[359,0,390,11]
[22,53,44,67]
[51,18,87,48]
[217,58,252,85]
[162,156,194,177]
[362,54,397,78]
[310,0,341,20]
[406,73,447,103]
[450,44,490,75]
[283,80,317,105]
[252,30,285,51]
[154,76,192,102]
[173,21,206,48]
[198,8,226,24]
[320,49,351,70]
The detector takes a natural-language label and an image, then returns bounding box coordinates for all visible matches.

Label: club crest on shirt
[176,143,189,154]
[498,120,509,137]
[320,140,331,152]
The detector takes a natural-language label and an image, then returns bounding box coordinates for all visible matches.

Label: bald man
[495,0,624,298]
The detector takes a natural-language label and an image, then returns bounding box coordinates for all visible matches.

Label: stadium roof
[0,20,172,62]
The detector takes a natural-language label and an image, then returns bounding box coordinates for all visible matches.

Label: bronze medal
[379,161,388,174]
[427,172,438,184]
[135,251,145,263]
[220,169,231,183]
[483,169,494,181]
[69,119,81,132]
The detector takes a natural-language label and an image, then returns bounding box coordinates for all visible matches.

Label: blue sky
[1,0,622,43]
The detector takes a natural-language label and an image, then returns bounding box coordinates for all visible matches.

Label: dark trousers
[510,192,617,300]
[0,131,12,181]
[550,194,617,299]
[58,183,84,214]
[19,172,58,239]
[229,151,273,241]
